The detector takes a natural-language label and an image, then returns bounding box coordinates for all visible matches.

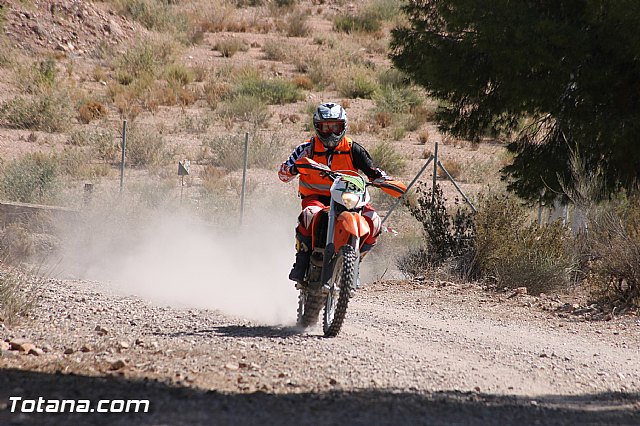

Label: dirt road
[1,277,639,425]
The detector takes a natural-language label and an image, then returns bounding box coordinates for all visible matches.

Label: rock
[329,378,338,385]
[104,20,124,38]
[80,344,92,353]
[117,341,130,350]
[28,348,45,356]
[109,359,127,370]
[225,362,239,371]
[95,325,108,336]
[0,341,10,351]
[9,339,35,352]
[507,287,528,299]
[63,348,74,355]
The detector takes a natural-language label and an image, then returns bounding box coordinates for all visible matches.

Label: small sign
[178,160,190,176]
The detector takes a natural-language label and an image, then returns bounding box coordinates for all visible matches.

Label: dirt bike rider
[278,102,392,283]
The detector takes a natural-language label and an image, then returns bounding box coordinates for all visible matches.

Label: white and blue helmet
[313,102,347,149]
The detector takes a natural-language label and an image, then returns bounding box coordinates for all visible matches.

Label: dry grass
[78,101,108,124]
[437,159,462,180]
[417,129,430,144]
[0,265,43,325]
[214,38,250,58]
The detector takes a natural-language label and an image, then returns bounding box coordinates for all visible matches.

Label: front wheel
[297,288,323,328]
[323,245,357,337]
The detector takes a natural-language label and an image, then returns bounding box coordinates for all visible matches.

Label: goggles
[316,120,345,135]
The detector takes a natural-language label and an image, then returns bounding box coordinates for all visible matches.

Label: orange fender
[334,212,370,250]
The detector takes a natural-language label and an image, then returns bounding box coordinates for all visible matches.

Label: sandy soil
[1,276,639,425]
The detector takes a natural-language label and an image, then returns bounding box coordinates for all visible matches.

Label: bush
[292,75,314,90]
[401,183,475,276]
[126,125,172,167]
[214,38,249,57]
[333,11,382,33]
[112,0,187,32]
[367,0,403,21]
[417,129,430,144]
[369,140,406,175]
[437,159,462,180]
[284,10,310,37]
[1,90,73,132]
[216,94,270,126]
[336,67,378,99]
[0,266,42,324]
[165,63,194,86]
[472,193,577,294]
[374,85,423,115]
[202,131,289,171]
[78,101,108,124]
[115,37,176,82]
[263,39,290,61]
[0,152,59,203]
[233,74,304,104]
[583,192,640,311]
[0,224,34,264]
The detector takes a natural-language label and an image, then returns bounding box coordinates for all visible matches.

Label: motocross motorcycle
[294,157,406,337]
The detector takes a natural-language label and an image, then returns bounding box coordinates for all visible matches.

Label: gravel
[1,277,639,425]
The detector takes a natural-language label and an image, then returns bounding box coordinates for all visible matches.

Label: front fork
[320,199,361,292]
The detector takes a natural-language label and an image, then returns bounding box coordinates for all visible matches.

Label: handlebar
[295,157,407,198]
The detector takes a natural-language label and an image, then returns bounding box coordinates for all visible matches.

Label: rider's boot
[289,233,312,283]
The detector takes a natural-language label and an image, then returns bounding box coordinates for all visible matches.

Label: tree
[390,0,640,203]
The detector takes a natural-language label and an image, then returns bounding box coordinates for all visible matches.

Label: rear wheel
[323,245,357,337]
[297,288,323,328]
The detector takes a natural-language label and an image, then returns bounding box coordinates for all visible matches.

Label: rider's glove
[289,163,298,175]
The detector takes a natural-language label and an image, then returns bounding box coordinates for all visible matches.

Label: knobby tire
[323,245,356,337]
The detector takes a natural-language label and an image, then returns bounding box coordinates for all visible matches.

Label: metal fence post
[240,132,249,225]
[432,141,439,203]
[120,120,127,193]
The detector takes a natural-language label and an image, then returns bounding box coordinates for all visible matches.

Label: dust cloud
[58,197,300,325]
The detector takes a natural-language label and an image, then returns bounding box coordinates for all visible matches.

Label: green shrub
[472,193,577,293]
[202,131,289,171]
[112,0,187,32]
[374,85,423,115]
[583,192,640,311]
[165,63,193,86]
[216,94,270,126]
[285,10,310,37]
[333,10,382,33]
[214,38,249,58]
[263,39,290,61]
[57,147,97,179]
[234,0,263,6]
[336,68,378,99]
[0,90,73,133]
[34,58,57,88]
[115,37,176,83]
[233,75,303,104]
[275,0,297,7]
[366,0,403,21]
[400,183,476,276]
[369,140,406,175]
[126,125,172,167]
[0,152,59,203]
[377,68,411,88]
